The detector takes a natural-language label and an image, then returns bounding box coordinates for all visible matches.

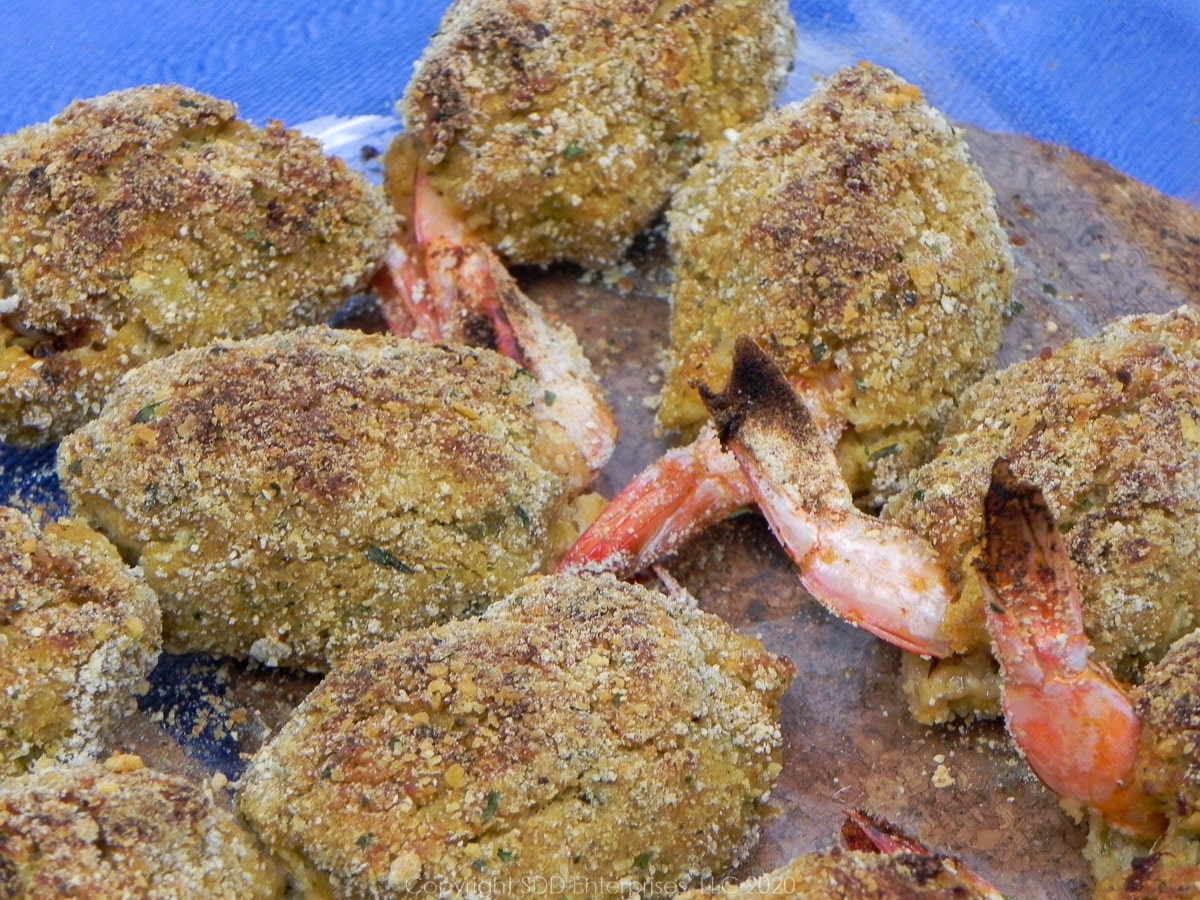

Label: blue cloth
[1,1,1197,198]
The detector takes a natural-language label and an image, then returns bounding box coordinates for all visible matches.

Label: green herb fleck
[356,833,373,849]
[66,458,83,476]
[913,488,926,502]
[563,143,587,161]
[514,505,532,529]
[132,401,164,424]
[634,851,653,871]
[471,858,487,872]
[854,377,868,394]
[365,545,415,573]
[1006,299,1025,318]
[810,340,829,362]
[544,390,557,407]
[1041,282,1058,296]
[483,790,501,822]
[869,443,900,462]
[497,849,516,863]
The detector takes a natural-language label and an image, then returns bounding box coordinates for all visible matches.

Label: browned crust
[891,307,1200,722]
[0,508,160,775]
[1132,630,1200,836]
[0,84,394,446]
[59,327,587,670]
[237,574,794,896]
[661,63,1012,502]
[395,0,796,266]
[681,809,1000,900]
[0,761,285,897]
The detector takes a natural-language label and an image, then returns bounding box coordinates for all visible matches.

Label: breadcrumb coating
[237,574,794,897]
[661,63,1012,502]
[391,0,796,267]
[58,327,595,671]
[0,507,160,776]
[1086,630,1200,897]
[0,84,394,446]
[1131,630,1200,840]
[0,759,286,898]
[890,308,1200,723]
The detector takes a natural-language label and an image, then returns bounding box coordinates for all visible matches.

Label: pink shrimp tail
[556,427,753,578]
[700,337,953,658]
[842,810,1005,898]
[978,459,1167,839]
[372,171,524,361]
[372,171,615,476]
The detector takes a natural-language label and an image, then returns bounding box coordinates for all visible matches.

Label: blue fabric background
[2,1,1197,199]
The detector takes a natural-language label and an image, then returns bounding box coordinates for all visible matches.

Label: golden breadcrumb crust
[0,759,285,898]
[390,0,796,267]
[1090,835,1200,899]
[237,574,794,897]
[661,63,1012,502]
[0,84,394,446]
[0,507,160,776]
[1133,630,1200,840]
[890,308,1200,723]
[59,327,593,671]
[679,848,996,898]
[1086,630,1200,897]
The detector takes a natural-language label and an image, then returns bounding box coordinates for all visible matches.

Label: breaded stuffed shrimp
[977,465,1200,895]
[1,507,160,776]
[891,307,1200,723]
[237,574,793,897]
[678,309,1200,713]
[560,63,1012,579]
[0,759,286,897]
[387,0,797,267]
[58,327,608,671]
[0,84,393,446]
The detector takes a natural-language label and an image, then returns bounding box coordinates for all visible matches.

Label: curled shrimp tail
[374,172,616,475]
[978,459,1167,839]
[556,426,754,577]
[700,337,953,657]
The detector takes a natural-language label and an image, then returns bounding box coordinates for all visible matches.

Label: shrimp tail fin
[556,426,753,577]
[701,337,953,658]
[978,459,1167,839]
[842,809,1006,899]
